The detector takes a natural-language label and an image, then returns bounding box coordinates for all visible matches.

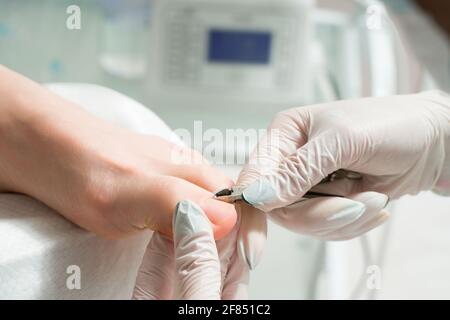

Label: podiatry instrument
[214,170,363,205]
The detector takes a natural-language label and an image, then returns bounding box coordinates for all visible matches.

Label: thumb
[242,131,346,212]
[173,200,221,300]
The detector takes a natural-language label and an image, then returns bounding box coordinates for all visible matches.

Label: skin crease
[0,65,237,240]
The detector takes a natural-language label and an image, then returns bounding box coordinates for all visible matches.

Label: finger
[236,202,267,270]
[216,212,250,299]
[238,109,309,186]
[323,192,387,235]
[216,212,241,284]
[234,109,310,271]
[267,196,366,236]
[221,251,249,300]
[326,210,390,241]
[132,232,175,300]
[320,192,389,240]
[242,130,346,212]
[173,200,221,300]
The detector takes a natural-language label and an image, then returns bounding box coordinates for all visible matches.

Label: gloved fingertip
[242,178,277,211]
[326,201,365,224]
[172,200,221,300]
[378,193,390,210]
[173,200,212,241]
[350,192,389,211]
[383,196,390,209]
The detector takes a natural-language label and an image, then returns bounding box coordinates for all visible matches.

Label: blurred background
[0,0,449,299]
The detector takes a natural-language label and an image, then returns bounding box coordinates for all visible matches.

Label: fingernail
[372,194,389,210]
[173,200,212,240]
[238,238,256,270]
[354,192,389,210]
[242,178,277,211]
[327,202,365,223]
[383,196,390,209]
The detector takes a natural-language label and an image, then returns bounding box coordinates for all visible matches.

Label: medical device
[214,170,363,204]
[147,0,315,105]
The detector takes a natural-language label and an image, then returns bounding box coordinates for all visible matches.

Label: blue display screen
[208,29,272,64]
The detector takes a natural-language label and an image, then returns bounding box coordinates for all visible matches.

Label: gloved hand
[133,200,249,300]
[237,91,450,268]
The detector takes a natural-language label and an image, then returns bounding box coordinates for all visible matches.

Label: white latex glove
[237,91,450,268]
[133,200,248,300]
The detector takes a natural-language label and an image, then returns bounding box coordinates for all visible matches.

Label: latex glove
[237,91,450,268]
[133,200,249,300]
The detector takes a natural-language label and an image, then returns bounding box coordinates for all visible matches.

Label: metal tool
[214,170,362,204]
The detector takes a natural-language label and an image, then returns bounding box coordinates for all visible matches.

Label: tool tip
[214,188,233,197]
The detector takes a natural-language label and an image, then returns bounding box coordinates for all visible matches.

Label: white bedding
[0,83,179,299]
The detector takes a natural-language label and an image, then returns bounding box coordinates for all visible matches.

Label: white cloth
[0,83,177,299]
